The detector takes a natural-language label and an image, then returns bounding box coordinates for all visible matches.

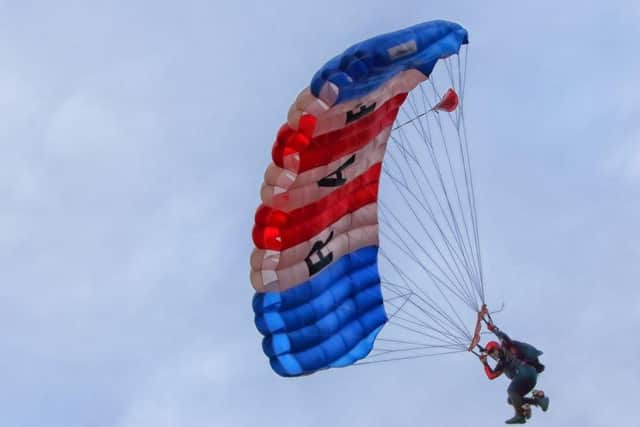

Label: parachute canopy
[251,20,483,377]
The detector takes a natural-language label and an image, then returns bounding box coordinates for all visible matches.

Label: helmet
[485,341,501,353]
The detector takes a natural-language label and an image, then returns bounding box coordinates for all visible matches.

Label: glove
[479,354,488,363]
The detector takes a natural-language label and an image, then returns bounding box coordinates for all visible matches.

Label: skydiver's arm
[492,327,513,347]
[483,360,503,380]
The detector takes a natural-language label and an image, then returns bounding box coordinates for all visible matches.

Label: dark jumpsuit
[483,328,541,409]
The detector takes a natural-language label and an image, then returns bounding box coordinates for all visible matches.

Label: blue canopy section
[253,246,387,377]
[310,20,468,105]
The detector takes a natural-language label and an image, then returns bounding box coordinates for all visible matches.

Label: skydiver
[480,323,549,424]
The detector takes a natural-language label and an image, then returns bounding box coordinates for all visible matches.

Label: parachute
[251,20,487,376]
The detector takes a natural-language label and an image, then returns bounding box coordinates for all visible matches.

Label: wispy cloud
[604,129,640,179]
[2,1,640,427]
[115,344,241,427]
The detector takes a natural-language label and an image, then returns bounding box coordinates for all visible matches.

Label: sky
[1,1,639,426]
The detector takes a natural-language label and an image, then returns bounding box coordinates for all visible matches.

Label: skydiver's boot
[504,414,526,424]
[532,390,549,412]
[505,406,527,424]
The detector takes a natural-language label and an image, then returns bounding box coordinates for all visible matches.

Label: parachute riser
[468,304,488,355]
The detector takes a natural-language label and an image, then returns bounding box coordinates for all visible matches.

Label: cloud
[3,1,640,427]
[115,343,242,427]
[604,130,640,179]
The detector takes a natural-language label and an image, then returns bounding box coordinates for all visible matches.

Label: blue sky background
[1,1,639,426]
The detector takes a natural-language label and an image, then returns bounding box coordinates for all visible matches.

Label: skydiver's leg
[510,390,549,412]
[505,367,537,424]
[508,396,537,405]
[507,373,536,408]
[532,390,550,412]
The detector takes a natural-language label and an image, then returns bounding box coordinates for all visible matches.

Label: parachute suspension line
[414,81,478,291]
[441,46,485,301]
[382,278,464,342]
[354,350,465,366]
[391,106,477,294]
[380,259,470,345]
[384,141,472,304]
[382,300,461,347]
[411,84,481,293]
[458,46,486,300]
[370,47,487,363]
[389,104,480,305]
[424,52,483,298]
[450,47,482,290]
[422,79,481,294]
[380,151,471,299]
[379,248,474,346]
[393,111,429,130]
[393,85,480,307]
[378,196,474,310]
[383,266,473,347]
[453,46,483,297]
